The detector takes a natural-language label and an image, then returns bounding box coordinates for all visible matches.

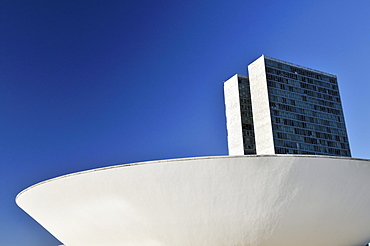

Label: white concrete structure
[224,74,244,155]
[248,56,275,155]
[17,155,370,246]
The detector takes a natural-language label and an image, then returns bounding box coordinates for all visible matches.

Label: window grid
[264,59,351,157]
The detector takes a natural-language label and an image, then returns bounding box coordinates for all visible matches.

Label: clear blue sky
[1,1,370,245]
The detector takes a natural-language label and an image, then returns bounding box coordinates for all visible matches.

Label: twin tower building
[224,55,351,157]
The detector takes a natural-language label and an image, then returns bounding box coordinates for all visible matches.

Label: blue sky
[1,1,370,245]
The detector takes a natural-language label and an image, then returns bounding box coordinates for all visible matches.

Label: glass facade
[235,56,351,157]
[238,76,256,155]
[264,57,351,156]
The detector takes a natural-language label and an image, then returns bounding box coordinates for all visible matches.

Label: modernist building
[224,55,351,156]
[16,156,370,246]
[17,55,370,246]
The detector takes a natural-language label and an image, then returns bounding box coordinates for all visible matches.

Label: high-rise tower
[224,55,351,156]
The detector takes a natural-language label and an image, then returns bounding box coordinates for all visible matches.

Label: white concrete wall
[224,74,244,155]
[17,155,370,246]
[248,55,275,155]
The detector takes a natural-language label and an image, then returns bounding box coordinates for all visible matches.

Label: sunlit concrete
[17,155,370,246]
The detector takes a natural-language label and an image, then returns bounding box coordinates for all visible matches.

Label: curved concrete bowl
[17,155,370,246]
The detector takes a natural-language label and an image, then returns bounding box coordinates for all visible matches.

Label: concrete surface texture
[17,155,370,246]
[248,56,275,155]
[224,74,244,155]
